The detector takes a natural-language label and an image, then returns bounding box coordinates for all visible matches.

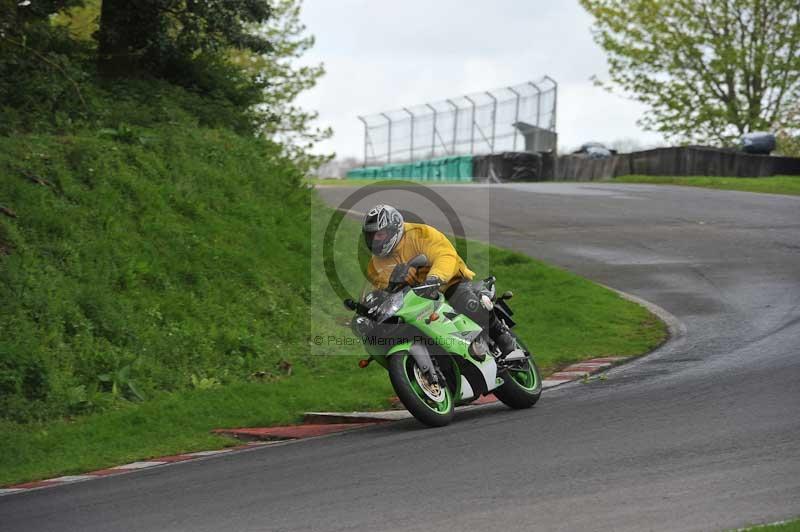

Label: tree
[776,100,800,156]
[53,0,101,41]
[83,0,330,170]
[96,0,272,77]
[230,0,332,172]
[0,0,83,30]
[0,0,91,132]
[2,0,331,169]
[0,0,86,57]
[581,0,800,145]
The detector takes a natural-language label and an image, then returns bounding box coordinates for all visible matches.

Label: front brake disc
[413,364,445,402]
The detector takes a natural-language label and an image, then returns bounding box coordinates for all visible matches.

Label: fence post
[380,112,392,164]
[507,86,521,151]
[528,81,542,128]
[357,116,368,167]
[543,75,558,131]
[425,103,438,158]
[446,99,458,155]
[464,95,476,154]
[403,107,414,163]
[485,91,497,153]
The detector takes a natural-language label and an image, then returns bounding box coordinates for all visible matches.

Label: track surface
[3,183,799,531]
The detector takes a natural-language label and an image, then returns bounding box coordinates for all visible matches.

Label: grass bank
[614,175,800,195]
[0,131,665,486]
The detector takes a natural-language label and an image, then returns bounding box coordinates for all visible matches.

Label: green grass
[308,178,381,186]
[737,519,800,531]
[0,129,666,486]
[0,366,397,486]
[480,241,666,370]
[614,175,800,195]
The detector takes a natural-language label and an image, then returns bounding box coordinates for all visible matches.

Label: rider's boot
[489,317,516,357]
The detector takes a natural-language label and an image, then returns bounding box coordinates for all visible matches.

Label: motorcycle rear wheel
[389,353,454,427]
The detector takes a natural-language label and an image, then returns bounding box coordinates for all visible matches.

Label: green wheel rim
[403,355,452,415]
[509,360,539,391]
[507,334,539,391]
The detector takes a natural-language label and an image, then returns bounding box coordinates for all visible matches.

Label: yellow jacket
[367,222,474,292]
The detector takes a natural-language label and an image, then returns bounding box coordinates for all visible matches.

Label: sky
[295,0,666,159]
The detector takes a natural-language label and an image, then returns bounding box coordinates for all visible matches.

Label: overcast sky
[296,0,666,159]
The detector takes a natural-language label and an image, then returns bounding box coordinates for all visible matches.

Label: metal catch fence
[357,77,557,167]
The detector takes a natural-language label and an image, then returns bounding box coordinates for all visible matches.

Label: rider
[362,204,517,357]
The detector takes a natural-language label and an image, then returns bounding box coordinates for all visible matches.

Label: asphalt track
[2,183,799,531]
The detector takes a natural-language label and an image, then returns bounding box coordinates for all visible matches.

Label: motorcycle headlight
[351,316,373,336]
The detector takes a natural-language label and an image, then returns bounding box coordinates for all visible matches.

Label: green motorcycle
[344,254,541,427]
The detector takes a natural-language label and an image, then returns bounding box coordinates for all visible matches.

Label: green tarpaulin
[346,156,473,182]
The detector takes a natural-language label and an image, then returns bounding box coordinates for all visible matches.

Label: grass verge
[308,178,381,186]
[738,519,800,531]
[614,175,800,196]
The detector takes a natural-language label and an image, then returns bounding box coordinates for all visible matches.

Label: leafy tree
[230,0,332,171]
[0,0,83,30]
[96,0,272,77]
[777,132,800,156]
[2,0,331,169]
[776,100,800,156]
[55,0,331,170]
[581,0,800,145]
[52,0,101,41]
[0,0,92,132]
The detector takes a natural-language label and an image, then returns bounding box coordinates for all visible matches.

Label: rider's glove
[389,263,416,286]
[414,275,442,299]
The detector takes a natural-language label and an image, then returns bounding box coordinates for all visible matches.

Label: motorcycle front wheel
[389,353,454,427]
[494,334,542,409]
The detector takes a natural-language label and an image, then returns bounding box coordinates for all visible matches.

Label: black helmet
[363,204,404,256]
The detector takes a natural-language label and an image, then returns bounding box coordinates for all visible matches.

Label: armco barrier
[473,152,543,182]
[551,146,800,180]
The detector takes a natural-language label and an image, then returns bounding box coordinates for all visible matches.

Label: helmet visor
[365,229,390,255]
